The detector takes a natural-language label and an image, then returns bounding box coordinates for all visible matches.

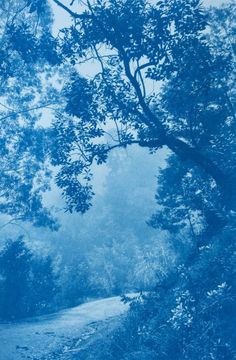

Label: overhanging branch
[52,0,91,19]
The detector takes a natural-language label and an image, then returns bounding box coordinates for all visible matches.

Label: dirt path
[0,296,129,360]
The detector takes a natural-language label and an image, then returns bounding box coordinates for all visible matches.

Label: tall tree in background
[0,236,59,319]
[0,237,32,319]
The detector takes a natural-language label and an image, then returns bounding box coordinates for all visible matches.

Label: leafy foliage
[0,0,61,228]
[0,1,235,359]
[0,237,58,319]
[48,0,236,218]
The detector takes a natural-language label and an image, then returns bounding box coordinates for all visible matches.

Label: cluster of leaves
[26,0,48,15]
[6,23,60,65]
[149,155,227,239]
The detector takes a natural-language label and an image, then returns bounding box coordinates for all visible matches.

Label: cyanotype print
[0,0,235,359]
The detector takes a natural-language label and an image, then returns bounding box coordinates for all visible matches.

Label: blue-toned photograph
[0,0,235,359]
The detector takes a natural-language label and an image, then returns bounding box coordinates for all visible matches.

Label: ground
[0,296,130,360]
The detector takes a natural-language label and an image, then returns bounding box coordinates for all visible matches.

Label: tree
[49,0,235,220]
[0,0,60,229]
[29,255,59,315]
[0,236,32,319]
[0,0,235,228]
[58,257,91,307]
[0,236,59,319]
[148,0,236,242]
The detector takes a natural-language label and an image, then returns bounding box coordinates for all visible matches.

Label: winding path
[0,296,130,359]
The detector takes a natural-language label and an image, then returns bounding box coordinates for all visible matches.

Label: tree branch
[134,61,156,79]
[136,60,146,98]
[110,23,232,196]
[52,0,91,19]
[53,0,236,205]
[0,103,55,122]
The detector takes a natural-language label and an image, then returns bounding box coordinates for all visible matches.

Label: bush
[0,236,58,320]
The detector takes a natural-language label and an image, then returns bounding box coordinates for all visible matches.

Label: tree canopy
[0,0,60,228]
[0,0,235,229]
[50,0,236,220]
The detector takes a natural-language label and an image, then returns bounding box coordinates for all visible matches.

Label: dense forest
[0,0,235,359]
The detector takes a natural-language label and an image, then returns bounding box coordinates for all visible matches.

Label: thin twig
[52,0,91,19]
